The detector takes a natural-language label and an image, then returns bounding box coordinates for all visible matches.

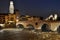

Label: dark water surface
[0,29,38,40]
[0,29,60,40]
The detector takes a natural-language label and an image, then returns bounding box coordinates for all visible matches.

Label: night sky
[0,0,60,18]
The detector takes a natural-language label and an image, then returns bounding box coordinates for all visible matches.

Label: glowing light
[49,14,53,19]
[0,24,5,27]
[16,19,19,22]
[8,21,14,23]
[9,1,14,14]
[10,1,13,4]
[45,14,53,20]
[54,14,57,20]
[17,16,19,19]
[8,21,14,24]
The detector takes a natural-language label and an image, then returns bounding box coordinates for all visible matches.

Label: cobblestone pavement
[0,29,60,40]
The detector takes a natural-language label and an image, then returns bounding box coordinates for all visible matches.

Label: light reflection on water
[3,29,38,40]
[0,29,60,40]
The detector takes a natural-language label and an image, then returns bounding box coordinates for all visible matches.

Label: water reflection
[3,29,38,40]
[0,28,60,40]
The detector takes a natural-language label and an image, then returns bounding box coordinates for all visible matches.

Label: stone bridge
[16,20,60,31]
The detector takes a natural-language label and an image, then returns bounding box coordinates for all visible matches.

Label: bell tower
[9,1,14,14]
[8,1,16,24]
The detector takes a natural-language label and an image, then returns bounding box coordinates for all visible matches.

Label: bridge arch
[57,25,60,32]
[26,24,35,30]
[0,26,3,30]
[41,23,51,32]
[16,24,24,29]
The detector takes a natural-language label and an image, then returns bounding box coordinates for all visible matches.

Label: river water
[0,29,60,40]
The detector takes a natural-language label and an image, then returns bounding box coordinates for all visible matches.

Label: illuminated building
[0,1,60,32]
[0,1,19,27]
[0,13,8,24]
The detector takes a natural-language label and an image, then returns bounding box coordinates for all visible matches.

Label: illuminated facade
[0,1,20,27]
[0,0,60,32]
[0,13,8,24]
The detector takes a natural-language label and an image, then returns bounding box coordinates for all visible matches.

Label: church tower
[8,1,16,24]
[9,1,14,14]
